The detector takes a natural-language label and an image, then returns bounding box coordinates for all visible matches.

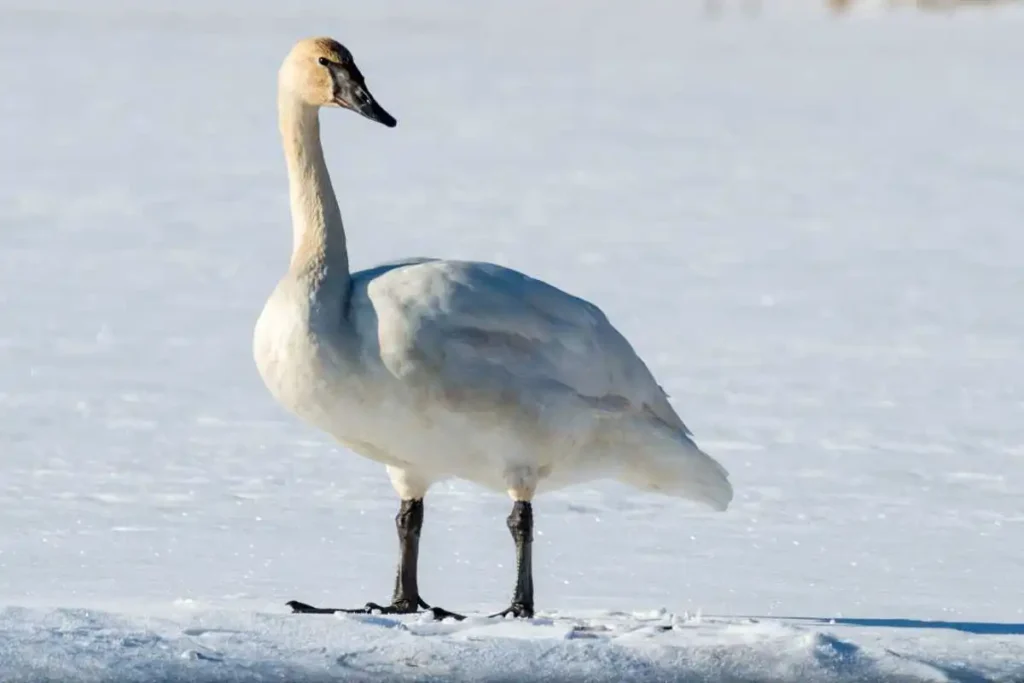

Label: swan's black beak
[323,55,397,128]
[358,94,397,128]
[335,82,397,128]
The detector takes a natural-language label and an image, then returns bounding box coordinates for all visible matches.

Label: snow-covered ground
[2,1,1023,680]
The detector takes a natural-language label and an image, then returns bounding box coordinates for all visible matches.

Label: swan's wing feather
[351,257,438,284]
[366,260,689,433]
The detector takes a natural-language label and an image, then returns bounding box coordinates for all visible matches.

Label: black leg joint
[395,498,424,541]
[506,500,533,544]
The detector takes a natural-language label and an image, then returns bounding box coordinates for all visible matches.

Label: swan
[254,36,733,620]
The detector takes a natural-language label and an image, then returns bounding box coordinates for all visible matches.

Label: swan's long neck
[279,94,350,289]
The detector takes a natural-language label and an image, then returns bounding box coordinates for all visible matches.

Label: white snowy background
[1,0,1022,680]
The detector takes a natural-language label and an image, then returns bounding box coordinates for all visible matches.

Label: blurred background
[705,0,1019,14]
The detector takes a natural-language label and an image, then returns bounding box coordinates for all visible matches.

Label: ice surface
[1,0,1023,680]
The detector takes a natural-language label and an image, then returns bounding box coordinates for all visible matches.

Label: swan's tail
[615,423,733,511]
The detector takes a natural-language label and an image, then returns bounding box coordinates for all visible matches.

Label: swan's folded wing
[366,260,690,433]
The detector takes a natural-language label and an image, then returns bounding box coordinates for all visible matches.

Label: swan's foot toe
[491,602,534,619]
[287,599,464,621]
[423,604,466,621]
[287,600,341,614]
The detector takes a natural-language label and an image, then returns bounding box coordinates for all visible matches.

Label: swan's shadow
[762,615,1024,635]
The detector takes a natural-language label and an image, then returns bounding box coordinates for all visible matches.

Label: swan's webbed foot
[287,599,465,621]
[286,599,416,615]
[286,498,464,621]
[490,602,534,619]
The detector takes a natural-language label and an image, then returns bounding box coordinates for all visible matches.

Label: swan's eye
[318,57,330,66]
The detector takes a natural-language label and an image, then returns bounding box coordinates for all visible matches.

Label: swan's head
[279,37,396,128]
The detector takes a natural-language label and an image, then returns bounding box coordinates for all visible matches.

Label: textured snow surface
[2,0,1024,680]
[3,606,1023,683]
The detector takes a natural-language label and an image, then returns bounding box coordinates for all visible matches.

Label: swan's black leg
[491,500,535,618]
[288,498,464,621]
[390,496,425,610]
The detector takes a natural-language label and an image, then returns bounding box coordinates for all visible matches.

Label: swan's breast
[253,281,336,422]
[253,277,393,443]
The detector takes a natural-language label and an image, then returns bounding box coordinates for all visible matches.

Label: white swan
[254,37,732,619]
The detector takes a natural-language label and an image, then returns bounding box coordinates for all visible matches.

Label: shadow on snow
[758,615,1024,635]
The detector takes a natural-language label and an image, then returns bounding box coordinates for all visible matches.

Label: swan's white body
[254,39,732,510]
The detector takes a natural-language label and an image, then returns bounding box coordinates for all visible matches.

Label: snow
[3,607,1022,683]
[2,0,1023,680]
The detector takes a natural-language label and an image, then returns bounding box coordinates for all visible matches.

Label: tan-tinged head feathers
[278,36,395,127]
